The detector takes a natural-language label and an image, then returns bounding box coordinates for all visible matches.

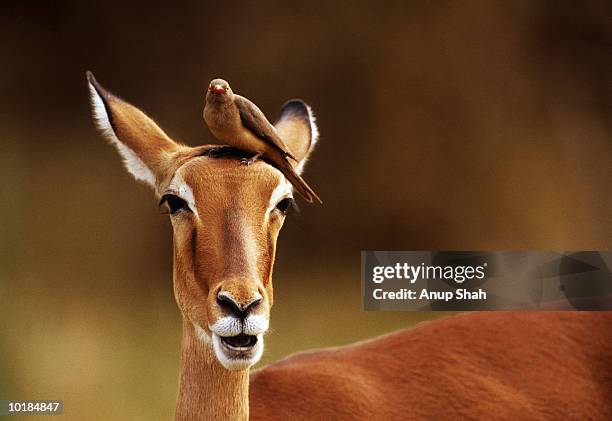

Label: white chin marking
[212,334,264,371]
[88,82,156,187]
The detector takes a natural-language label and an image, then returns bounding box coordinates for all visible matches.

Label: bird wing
[234,95,296,160]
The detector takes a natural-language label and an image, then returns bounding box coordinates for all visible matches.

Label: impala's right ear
[87,71,180,188]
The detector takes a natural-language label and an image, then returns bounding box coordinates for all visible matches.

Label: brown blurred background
[1,1,611,419]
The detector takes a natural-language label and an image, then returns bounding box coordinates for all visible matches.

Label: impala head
[86,72,318,371]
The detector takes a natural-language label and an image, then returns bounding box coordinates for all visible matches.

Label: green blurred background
[1,1,611,419]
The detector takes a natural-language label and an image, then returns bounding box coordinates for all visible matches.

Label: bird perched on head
[203,78,322,204]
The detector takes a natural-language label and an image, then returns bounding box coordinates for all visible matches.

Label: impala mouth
[221,334,258,350]
[209,316,268,370]
[211,332,264,370]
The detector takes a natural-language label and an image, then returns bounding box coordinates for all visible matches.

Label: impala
[87,72,612,420]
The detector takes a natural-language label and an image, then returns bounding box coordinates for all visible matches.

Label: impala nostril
[216,293,244,318]
[243,297,262,314]
[216,292,262,319]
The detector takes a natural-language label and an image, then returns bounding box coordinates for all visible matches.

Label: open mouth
[211,331,264,370]
[221,334,258,351]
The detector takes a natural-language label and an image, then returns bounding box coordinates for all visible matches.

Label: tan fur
[88,73,315,420]
[251,312,612,420]
[176,321,250,421]
[89,74,612,420]
[168,155,287,420]
[170,156,282,328]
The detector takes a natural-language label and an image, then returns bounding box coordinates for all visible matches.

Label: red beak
[210,85,226,94]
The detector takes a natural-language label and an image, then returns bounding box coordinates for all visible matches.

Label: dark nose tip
[216,292,261,318]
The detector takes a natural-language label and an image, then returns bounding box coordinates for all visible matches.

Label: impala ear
[274,100,319,175]
[86,71,180,188]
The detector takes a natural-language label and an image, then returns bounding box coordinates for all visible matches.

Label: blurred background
[1,1,611,419]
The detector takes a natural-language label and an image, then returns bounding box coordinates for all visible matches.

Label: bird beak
[210,84,226,94]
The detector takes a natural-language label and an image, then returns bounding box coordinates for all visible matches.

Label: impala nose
[216,291,262,318]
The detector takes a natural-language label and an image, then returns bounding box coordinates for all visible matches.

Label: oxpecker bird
[203,78,322,204]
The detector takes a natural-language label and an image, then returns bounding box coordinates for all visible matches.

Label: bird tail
[279,159,322,204]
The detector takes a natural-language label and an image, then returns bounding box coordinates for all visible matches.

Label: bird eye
[160,194,190,215]
[275,197,294,215]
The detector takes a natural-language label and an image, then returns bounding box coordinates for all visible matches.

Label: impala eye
[160,194,190,215]
[275,197,295,215]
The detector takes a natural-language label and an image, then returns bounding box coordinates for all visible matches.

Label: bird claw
[240,153,263,166]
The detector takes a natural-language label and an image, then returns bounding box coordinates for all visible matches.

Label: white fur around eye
[165,170,199,218]
[88,82,156,186]
[268,180,293,213]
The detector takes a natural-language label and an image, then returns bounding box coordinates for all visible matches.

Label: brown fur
[89,74,611,420]
[176,320,250,421]
[251,311,612,420]
[168,155,286,420]
[88,73,317,420]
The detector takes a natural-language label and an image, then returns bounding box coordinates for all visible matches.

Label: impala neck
[174,320,249,421]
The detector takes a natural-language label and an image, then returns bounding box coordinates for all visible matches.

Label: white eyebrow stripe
[166,171,199,218]
[267,179,292,212]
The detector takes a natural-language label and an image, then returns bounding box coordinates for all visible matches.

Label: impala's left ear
[274,99,319,175]
[87,71,180,188]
